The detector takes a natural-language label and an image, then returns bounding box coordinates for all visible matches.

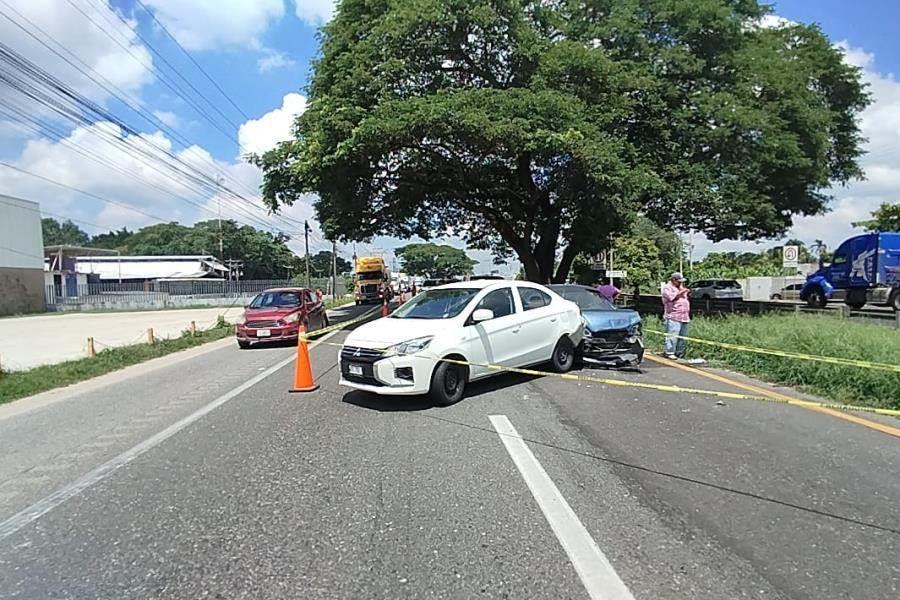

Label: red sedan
[236,287,328,349]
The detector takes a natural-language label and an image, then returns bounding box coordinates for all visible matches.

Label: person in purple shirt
[594,278,620,302]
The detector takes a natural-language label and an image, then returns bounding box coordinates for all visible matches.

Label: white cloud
[237,93,307,155]
[257,49,297,73]
[0,0,154,102]
[152,110,180,127]
[142,0,285,51]
[294,0,335,25]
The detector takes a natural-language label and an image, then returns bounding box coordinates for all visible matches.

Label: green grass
[643,314,900,411]
[0,319,235,405]
[324,296,354,310]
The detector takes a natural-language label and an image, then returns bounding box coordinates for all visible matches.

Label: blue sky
[0,0,898,273]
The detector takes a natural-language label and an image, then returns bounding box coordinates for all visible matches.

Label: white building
[0,195,44,315]
[73,255,229,282]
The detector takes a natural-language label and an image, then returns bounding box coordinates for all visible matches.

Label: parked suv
[689,279,743,300]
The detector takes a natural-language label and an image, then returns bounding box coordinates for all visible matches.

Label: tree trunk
[553,244,579,283]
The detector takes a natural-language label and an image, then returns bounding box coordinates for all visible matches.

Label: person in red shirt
[661,272,691,359]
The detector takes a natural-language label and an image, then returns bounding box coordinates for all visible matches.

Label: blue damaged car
[548,284,643,367]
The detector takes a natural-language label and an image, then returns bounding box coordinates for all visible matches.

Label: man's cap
[671,272,685,281]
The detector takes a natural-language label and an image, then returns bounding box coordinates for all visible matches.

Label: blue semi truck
[800,232,900,311]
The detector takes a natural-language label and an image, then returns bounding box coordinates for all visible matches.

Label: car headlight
[383,336,433,357]
[282,312,300,324]
[628,322,642,336]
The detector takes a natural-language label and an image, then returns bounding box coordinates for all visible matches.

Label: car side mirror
[472,308,494,323]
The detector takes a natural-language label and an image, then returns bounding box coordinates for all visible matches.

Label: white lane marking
[489,415,635,600]
[0,328,347,541]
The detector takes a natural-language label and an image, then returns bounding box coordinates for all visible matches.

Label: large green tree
[89,227,134,250]
[41,218,90,246]
[120,220,302,279]
[853,202,900,232]
[395,242,476,277]
[254,0,868,283]
[309,250,352,275]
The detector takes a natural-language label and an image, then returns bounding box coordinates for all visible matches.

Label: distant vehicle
[549,285,643,367]
[801,232,900,311]
[469,274,505,281]
[236,288,328,349]
[339,281,583,405]
[355,256,392,305]
[689,279,743,301]
[771,283,803,301]
[419,278,457,292]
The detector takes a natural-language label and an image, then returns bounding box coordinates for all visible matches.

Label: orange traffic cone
[381,297,389,317]
[289,326,319,393]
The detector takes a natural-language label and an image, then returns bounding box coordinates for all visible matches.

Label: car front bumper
[338,350,435,395]
[236,325,300,344]
[580,332,644,365]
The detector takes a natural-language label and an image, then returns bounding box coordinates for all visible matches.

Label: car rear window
[517,287,551,311]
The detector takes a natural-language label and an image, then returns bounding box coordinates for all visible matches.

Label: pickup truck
[800,232,900,311]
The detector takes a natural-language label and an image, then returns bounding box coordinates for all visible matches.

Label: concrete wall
[0,196,44,315]
[0,267,45,315]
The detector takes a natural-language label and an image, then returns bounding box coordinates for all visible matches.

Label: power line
[2,0,290,234]
[132,0,251,121]
[0,28,289,236]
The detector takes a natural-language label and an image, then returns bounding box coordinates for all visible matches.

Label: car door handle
[549,317,558,322]
[512,326,521,333]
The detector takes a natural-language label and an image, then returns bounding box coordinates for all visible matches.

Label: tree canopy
[853,203,900,232]
[254,0,869,283]
[42,218,90,247]
[309,250,352,276]
[395,243,476,278]
[40,218,304,280]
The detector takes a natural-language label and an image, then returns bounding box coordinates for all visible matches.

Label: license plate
[256,329,271,337]
[348,364,363,376]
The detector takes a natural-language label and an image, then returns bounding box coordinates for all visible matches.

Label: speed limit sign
[783,245,799,267]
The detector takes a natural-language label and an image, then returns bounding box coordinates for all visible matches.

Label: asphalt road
[0,302,897,599]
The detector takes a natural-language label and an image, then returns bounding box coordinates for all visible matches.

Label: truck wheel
[846,289,866,310]
[806,288,826,308]
[891,290,900,312]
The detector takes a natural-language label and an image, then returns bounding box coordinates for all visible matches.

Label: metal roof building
[73,255,229,282]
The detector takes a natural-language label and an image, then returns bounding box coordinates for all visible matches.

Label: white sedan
[338,280,584,405]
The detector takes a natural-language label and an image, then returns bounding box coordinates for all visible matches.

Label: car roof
[436,279,503,290]
[259,287,308,293]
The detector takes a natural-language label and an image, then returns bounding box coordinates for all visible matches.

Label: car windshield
[390,288,478,319]
[555,287,615,310]
[358,271,383,280]
[716,280,741,289]
[249,291,301,309]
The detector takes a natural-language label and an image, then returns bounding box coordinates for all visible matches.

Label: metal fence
[45,278,338,310]
[622,294,900,328]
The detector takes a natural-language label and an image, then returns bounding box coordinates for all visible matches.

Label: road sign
[783,245,799,267]
[606,270,627,279]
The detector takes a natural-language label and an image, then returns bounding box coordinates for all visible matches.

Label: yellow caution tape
[299,305,384,341]
[310,338,900,418]
[645,329,900,374]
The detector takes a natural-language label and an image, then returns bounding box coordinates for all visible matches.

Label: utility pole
[332,241,338,301]
[304,220,311,288]
[217,176,225,261]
